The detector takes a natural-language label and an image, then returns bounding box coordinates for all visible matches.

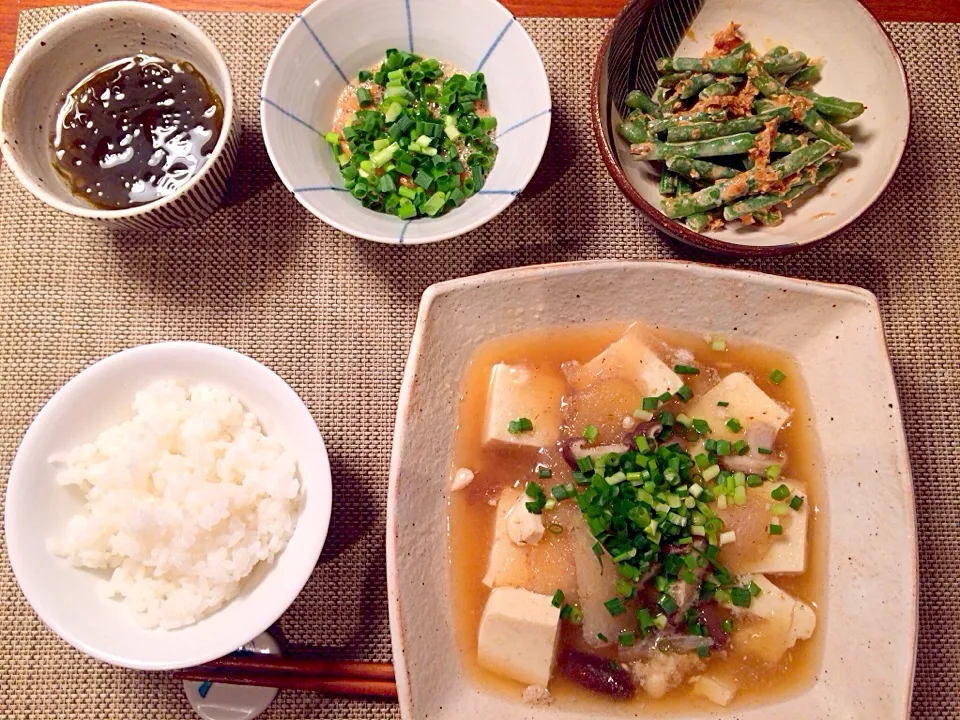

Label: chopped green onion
[733,439,749,455]
[569,606,584,624]
[725,418,742,433]
[356,87,373,106]
[769,522,783,535]
[692,418,711,435]
[674,364,700,375]
[324,131,340,145]
[746,473,764,487]
[766,464,781,481]
[604,597,626,616]
[546,521,563,534]
[642,396,659,411]
[758,446,773,455]
[716,400,729,407]
[715,440,731,456]
[584,424,599,443]
[658,391,673,403]
[789,495,804,511]
[508,417,533,434]
[771,484,790,501]
[697,644,710,658]
[769,369,786,384]
[748,580,762,597]
[597,633,608,642]
[722,618,735,633]
[619,631,636,647]
[675,384,694,402]
[730,587,752,608]
[657,593,678,614]
[539,467,552,479]
[551,589,564,608]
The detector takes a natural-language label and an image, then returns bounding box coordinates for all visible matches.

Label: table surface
[1,0,958,77]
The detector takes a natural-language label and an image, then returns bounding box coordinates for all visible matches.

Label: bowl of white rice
[4,342,332,670]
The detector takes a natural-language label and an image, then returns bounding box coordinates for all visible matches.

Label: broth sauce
[449,324,826,713]
[51,54,223,209]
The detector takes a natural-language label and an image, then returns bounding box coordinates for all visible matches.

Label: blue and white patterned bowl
[261,0,551,244]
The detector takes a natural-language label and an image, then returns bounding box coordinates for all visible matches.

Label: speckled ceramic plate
[591,0,910,256]
[387,260,916,719]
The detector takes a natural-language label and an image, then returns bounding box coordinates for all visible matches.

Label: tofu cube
[691,675,738,706]
[729,574,816,663]
[686,372,790,443]
[482,488,530,589]
[747,482,809,575]
[569,324,682,397]
[478,587,562,686]
[483,364,564,448]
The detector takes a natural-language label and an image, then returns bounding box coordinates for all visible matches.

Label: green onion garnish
[584,424,599,443]
[771,484,790,501]
[569,606,584,625]
[746,473,764,487]
[733,439,749,455]
[730,587,752,607]
[619,631,636,647]
[507,417,532,434]
[721,618,735,633]
[697,645,710,658]
[769,369,787,384]
[769,522,783,535]
[642,396,659,411]
[539,467,552,479]
[716,400,729,407]
[789,495,804,511]
[604,597,626,616]
[692,418,711,435]
[758,446,773,455]
[675,384,693,402]
[597,633,608,642]
[725,418,742,433]
[657,593,678,614]
[551,589,564,608]
[674,364,700,375]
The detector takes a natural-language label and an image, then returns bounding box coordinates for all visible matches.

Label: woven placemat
[0,8,956,719]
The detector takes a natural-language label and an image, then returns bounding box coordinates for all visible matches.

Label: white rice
[48,380,301,630]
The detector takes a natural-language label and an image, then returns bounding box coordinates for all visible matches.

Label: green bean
[793,88,864,122]
[646,111,727,135]
[762,46,789,61]
[772,134,805,153]
[616,118,648,144]
[665,155,738,181]
[652,85,670,106]
[676,175,693,195]
[748,61,790,98]
[799,107,854,151]
[786,64,822,87]
[699,81,737,100]
[752,207,784,226]
[659,165,677,196]
[722,158,841,220]
[763,51,808,76]
[625,90,663,118]
[658,72,692,88]
[685,213,713,232]
[677,73,717,100]
[632,132,758,161]
[668,43,751,75]
[665,108,792,142]
[660,139,834,218]
[656,57,673,74]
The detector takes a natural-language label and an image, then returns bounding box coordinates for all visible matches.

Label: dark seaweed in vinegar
[51,54,223,210]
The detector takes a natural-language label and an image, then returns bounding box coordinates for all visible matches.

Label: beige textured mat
[0,8,957,719]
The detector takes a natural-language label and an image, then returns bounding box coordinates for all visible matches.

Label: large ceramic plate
[387,260,916,719]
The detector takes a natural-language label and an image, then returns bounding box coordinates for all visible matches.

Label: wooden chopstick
[172,656,398,699]
[174,669,398,699]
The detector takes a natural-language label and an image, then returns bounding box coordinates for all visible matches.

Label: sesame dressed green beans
[327,49,498,219]
[619,21,863,230]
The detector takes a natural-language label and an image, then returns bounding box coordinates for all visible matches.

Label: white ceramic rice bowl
[4,342,332,670]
